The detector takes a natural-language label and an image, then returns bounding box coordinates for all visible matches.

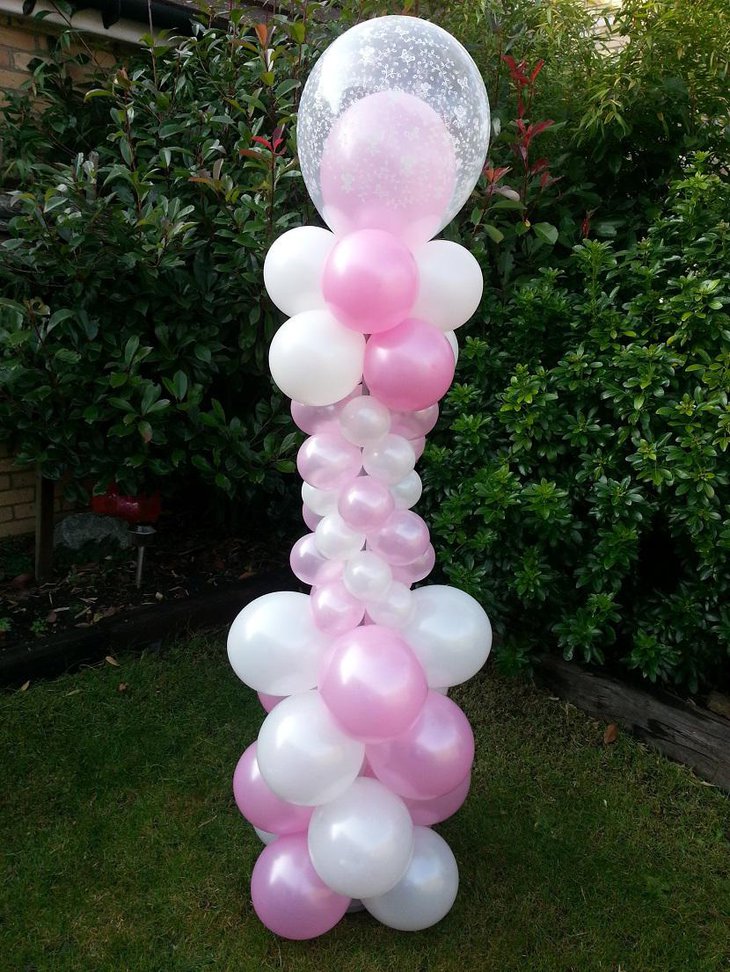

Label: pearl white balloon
[342,550,392,601]
[390,471,423,510]
[366,581,414,628]
[263,226,335,317]
[412,240,483,331]
[257,690,364,806]
[363,434,416,485]
[402,585,492,688]
[301,482,338,517]
[308,778,414,898]
[339,396,391,446]
[445,330,459,364]
[363,826,459,931]
[269,310,365,407]
[315,513,365,560]
[227,592,327,695]
[254,826,278,846]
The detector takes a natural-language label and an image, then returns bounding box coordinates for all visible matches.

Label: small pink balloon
[403,772,471,826]
[390,405,440,439]
[367,510,430,567]
[297,433,362,490]
[338,476,395,532]
[320,90,456,249]
[310,580,365,635]
[251,834,350,940]
[366,692,475,800]
[319,625,428,743]
[391,543,436,585]
[364,318,455,412]
[323,229,418,334]
[233,744,313,835]
[290,534,328,585]
[313,559,344,586]
[291,387,362,435]
[410,436,426,460]
[258,692,285,713]
[301,504,321,532]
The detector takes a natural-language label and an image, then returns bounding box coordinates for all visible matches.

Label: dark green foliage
[424,161,730,691]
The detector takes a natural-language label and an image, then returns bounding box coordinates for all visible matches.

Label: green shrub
[424,159,730,691]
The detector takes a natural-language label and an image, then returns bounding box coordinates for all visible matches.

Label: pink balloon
[338,476,395,532]
[404,772,471,826]
[233,744,313,835]
[290,534,328,585]
[367,510,430,567]
[258,692,285,713]
[251,834,350,940]
[320,90,456,249]
[391,543,436,585]
[366,692,475,800]
[302,504,322,532]
[364,318,455,412]
[291,387,362,435]
[390,405,440,439]
[319,625,428,743]
[313,559,344,586]
[297,433,362,490]
[410,436,426,460]
[323,229,418,334]
[310,580,365,635]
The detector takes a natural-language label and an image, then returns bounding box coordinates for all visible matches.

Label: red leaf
[603,723,618,745]
[530,59,545,83]
[254,22,270,48]
[252,135,273,151]
[530,119,555,138]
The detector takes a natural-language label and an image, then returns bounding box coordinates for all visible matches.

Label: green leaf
[483,223,505,244]
[533,222,559,245]
[173,371,188,400]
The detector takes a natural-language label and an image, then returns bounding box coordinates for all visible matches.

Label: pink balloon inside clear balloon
[291,387,362,435]
[338,475,395,532]
[310,580,365,635]
[323,229,418,334]
[403,772,471,826]
[302,504,322,532]
[258,691,286,713]
[364,319,455,412]
[251,833,350,940]
[319,625,428,743]
[290,534,328,585]
[320,90,456,250]
[367,510,430,567]
[233,744,313,835]
[391,543,436,585]
[390,405,440,439]
[366,691,475,800]
[297,433,362,490]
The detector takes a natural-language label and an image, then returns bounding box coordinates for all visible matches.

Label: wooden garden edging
[534,655,730,791]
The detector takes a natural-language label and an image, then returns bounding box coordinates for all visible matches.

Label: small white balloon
[264,226,335,317]
[412,240,483,331]
[339,396,391,446]
[269,310,365,407]
[363,826,459,931]
[308,777,414,898]
[390,471,423,510]
[254,826,278,846]
[301,482,338,517]
[444,330,459,364]
[402,585,492,687]
[257,690,364,806]
[343,550,392,601]
[363,434,416,485]
[315,513,366,560]
[227,591,327,695]
[366,581,414,628]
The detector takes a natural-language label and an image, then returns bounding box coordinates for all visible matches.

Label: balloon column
[228,16,493,939]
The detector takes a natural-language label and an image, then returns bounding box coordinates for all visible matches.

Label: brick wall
[0,443,76,538]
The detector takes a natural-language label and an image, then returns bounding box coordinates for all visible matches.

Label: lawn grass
[1,635,728,972]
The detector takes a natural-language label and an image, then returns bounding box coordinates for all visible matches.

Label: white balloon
[269,310,365,407]
[445,330,459,364]
[308,778,414,898]
[339,396,391,446]
[301,482,338,517]
[363,434,416,485]
[227,592,327,695]
[343,550,392,601]
[366,581,414,628]
[402,585,492,688]
[315,513,365,560]
[254,826,278,846]
[263,226,335,317]
[390,471,423,510]
[257,691,364,806]
[412,240,483,332]
[363,827,459,931]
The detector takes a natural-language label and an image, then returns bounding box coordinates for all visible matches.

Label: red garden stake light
[91,484,161,587]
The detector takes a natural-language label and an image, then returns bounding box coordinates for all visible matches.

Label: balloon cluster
[227,16,492,939]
